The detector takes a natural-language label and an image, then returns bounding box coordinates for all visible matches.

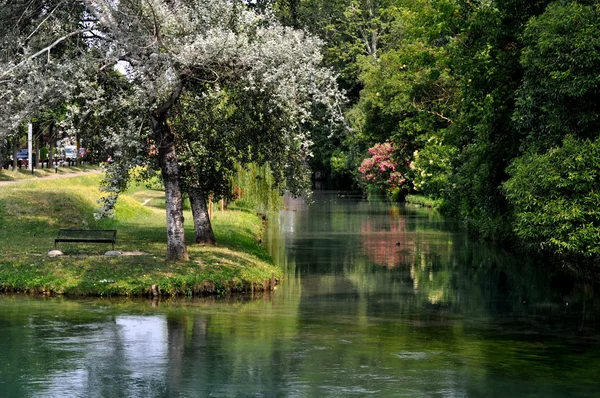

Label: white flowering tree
[0,1,89,137]
[1,0,343,260]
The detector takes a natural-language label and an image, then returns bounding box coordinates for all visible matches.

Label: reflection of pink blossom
[360,214,415,267]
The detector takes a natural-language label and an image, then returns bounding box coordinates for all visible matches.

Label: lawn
[0,172,281,296]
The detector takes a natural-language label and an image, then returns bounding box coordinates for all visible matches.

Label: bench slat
[57,229,116,237]
[55,229,117,249]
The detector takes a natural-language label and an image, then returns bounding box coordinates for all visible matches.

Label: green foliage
[294,0,600,265]
[443,0,552,240]
[338,0,458,200]
[274,0,410,184]
[329,149,349,175]
[405,194,443,210]
[353,8,456,154]
[504,136,600,257]
[174,87,240,200]
[410,135,455,198]
[515,1,600,151]
[231,163,283,215]
[280,0,399,98]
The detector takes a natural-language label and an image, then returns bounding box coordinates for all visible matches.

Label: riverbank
[0,173,281,296]
[404,194,443,210]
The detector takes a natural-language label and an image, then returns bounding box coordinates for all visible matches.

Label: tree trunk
[49,123,55,168]
[152,113,189,261]
[12,138,18,170]
[75,132,80,166]
[0,137,5,170]
[34,133,40,169]
[189,187,216,245]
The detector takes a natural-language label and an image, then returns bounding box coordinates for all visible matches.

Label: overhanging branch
[155,76,187,118]
[25,0,67,42]
[2,29,91,78]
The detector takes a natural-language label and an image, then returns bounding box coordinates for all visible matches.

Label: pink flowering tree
[358,142,408,200]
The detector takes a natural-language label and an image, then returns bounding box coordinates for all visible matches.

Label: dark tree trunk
[189,187,216,245]
[0,137,5,169]
[49,123,55,167]
[12,138,18,170]
[34,132,40,169]
[152,113,189,261]
[75,132,80,166]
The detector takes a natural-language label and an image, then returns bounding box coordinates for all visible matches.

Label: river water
[1,191,600,397]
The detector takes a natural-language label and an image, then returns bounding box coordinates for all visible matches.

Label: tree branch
[411,99,454,124]
[145,0,163,48]
[15,0,36,28]
[25,0,66,42]
[424,109,453,124]
[2,29,90,78]
[155,76,187,118]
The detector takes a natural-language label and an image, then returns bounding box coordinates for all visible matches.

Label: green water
[1,191,600,397]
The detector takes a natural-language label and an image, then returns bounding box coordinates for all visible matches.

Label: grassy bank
[405,194,443,210]
[0,173,281,296]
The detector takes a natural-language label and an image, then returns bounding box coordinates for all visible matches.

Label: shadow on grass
[0,166,99,182]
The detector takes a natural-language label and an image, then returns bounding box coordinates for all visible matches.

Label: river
[1,191,600,397]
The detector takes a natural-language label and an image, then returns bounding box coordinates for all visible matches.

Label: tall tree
[92,0,342,258]
[2,0,343,259]
[343,0,459,196]
[514,0,600,152]
[502,1,600,258]
[0,0,91,138]
[271,0,402,184]
[444,0,552,240]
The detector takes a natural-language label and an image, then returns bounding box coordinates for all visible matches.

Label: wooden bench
[55,229,117,250]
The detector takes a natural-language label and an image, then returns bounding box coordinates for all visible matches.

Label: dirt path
[0,169,103,187]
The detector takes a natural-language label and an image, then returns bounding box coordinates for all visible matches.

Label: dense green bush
[409,136,456,199]
[503,136,600,257]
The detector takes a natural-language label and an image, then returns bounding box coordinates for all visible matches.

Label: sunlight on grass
[0,165,100,181]
[0,173,280,296]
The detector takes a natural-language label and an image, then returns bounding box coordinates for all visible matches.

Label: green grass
[405,194,444,210]
[0,173,280,297]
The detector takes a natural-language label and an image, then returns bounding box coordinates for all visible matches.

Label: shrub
[358,142,408,200]
[409,136,455,198]
[503,136,600,257]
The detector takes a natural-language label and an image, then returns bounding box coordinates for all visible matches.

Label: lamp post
[28,123,33,175]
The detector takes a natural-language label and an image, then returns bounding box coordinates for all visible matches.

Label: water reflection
[277,192,600,395]
[360,208,413,267]
[1,192,600,396]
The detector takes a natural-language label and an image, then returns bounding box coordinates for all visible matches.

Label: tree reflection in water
[2,193,600,397]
